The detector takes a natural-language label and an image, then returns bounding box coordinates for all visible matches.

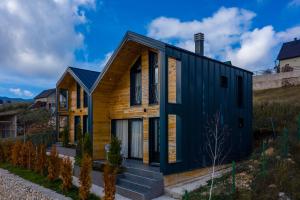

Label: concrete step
[124,166,163,180]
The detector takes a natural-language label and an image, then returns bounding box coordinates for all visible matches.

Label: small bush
[107,136,122,168]
[11,141,22,166]
[26,141,36,170]
[2,141,13,163]
[79,154,92,200]
[35,144,47,175]
[83,133,92,157]
[61,157,73,192]
[76,123,83,158]
[62,126,69,147]
[47,145,61,181]
[19,142,29,168]
[103,164,117,200]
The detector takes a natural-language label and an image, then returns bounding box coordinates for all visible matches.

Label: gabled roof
[91,31,252,93]
[34,88,55,99]
[57,67,100,94]
[277,39,300,60]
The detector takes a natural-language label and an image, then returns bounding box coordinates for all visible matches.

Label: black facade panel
[161,46,252,175]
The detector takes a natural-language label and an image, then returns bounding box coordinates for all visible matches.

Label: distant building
[277,38,300,72]
[0,110,20,138]
[33,88,56,113]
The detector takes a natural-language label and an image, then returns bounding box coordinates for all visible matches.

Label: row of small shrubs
[0,141,95,200]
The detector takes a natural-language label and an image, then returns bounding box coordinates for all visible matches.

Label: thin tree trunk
[209,123,218,200]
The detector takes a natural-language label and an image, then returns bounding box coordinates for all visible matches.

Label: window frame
[130,57,142,106]
[149,51,159,105]
[83,90,88,108]
[76,83,81,109]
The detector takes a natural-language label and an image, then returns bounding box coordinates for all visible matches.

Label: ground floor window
[112,119,143,159]
[149,118,160,164]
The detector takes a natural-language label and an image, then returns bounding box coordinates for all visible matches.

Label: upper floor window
[220,75,228,88]
[76,83,81,109]
[168,57,182,104]
[236,75,243,107]
[83,90,88,108]
[59,89,68,109]
[130,57,142,106]
[149,51,159,104]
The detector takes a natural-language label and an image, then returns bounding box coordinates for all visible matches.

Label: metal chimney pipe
[194,33,204,56]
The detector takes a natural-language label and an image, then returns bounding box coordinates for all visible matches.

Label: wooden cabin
[56,67,100,143]
[90,32,253,175]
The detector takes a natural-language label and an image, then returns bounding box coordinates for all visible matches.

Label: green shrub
[75,123,83,158]
[83,133,92,157]
[107,136,122,168]
[62,126,69,147]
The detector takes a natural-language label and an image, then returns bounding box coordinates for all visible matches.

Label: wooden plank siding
[92,43,163,164]
[57,74,88,143]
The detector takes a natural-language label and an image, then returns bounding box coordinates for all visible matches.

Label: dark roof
[277,39,300,60]
[91,31,252,93]
[69,67,100,90]
[34,89,56,99]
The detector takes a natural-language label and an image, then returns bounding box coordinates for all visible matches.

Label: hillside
[254,85,300,105]
[0,96,33,103]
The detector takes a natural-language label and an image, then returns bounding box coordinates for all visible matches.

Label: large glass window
[168,57,182,104]
[76,83,81,109]
[130,57,142,106]
[59,89,68,109]
[149,51,159,104]
[83,115,88,135]
[83,90,88,108]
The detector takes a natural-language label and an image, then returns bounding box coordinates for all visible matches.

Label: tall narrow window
[83,90,88,108]
[237,76,243,107]
[83,115,88,135]
[168,57,181,104]
[149,51,159,104]
[130,57,142,106]
[59,89,68,109]
[76,83,81,108]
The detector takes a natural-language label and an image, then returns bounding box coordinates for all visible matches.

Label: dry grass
[254,85,300,105]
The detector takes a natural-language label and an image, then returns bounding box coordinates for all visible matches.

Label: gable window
[59,89,68,109]
[83,90,88,108]
[130,57,142,106]
[149,51,159,104]
[168,57,182,104]
[236,75,243,107]
[220,76,228,88]
[76,83,81,109]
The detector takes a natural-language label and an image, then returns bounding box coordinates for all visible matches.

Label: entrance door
[149,118,160,164]
[129,119,143,159]
[74,116,81,142]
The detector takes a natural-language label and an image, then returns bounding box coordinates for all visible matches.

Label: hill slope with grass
[254,85,300,105]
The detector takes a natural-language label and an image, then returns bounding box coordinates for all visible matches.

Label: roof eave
[90,31,166,93]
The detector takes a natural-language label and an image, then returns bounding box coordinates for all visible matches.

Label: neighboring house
[277,38,300,72]
[0,110,19,138]
[33,88,56,113]
[56,67,100,143]
[56,31,252,199]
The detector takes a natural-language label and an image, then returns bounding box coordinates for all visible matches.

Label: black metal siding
[160,46,252,175]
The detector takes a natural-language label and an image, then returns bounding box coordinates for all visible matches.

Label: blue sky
[1,0,300,98]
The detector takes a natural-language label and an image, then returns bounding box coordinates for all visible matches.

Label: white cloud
[147,7,300,71]
[99,51,113,69]
[9,88,34,97]
[0,0,95,87]
[23,90,34,97]
[9,88,22,96]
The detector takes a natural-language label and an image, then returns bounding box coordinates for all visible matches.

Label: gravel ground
[0,168,71,200]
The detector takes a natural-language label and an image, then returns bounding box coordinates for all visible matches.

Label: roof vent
[194,33,204,56]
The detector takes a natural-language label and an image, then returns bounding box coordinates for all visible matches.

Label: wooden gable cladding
[92,41,160,163]
[57,72,88,144]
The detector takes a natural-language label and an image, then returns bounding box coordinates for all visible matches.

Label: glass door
[129,119,143,159]
[149,118,160,164]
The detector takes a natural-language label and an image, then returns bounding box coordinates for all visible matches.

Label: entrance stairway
[81,160,164,200]
[116,160,164,200]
